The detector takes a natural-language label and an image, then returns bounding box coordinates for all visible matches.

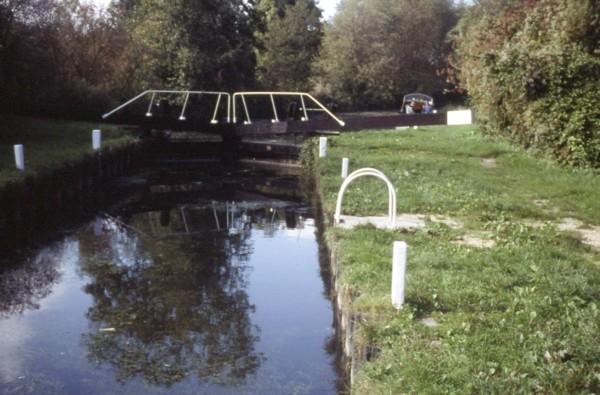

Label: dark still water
[0,167,340,395]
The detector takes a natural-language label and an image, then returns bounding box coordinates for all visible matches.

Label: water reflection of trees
[78,211,261,387]
[0,243,65,317]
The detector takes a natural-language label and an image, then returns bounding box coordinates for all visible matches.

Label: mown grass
[314,125,600,394]
[0,115,134,186]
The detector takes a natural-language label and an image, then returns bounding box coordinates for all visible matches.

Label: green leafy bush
[453,0,600,167]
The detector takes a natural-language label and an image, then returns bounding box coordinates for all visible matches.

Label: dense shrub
[0,1,134,120]
[452,0,600,167]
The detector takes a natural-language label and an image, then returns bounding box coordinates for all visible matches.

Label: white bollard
[92,129,102,151]
[341,157,349,179]
[319,137,327,158]
[447,110,473,125]
[392,241,407,309]
[14,144,24,171]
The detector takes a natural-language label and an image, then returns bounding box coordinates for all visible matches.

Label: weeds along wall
[453,0,600,167]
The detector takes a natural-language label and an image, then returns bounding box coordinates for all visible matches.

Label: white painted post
[447,110,473,125]
[92,129,102,151]
[319,137,327,158]
[392,241,407,309]
[341,158,349,179]
[14,144,24,171]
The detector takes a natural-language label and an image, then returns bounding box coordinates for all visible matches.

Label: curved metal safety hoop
[334,168,397,227]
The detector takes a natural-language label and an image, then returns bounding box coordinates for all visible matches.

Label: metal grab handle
[300,95,308,121]
[146,92,156,117]
[334,168,397,226]
[232,92,345,126]
[102,90,230,120]
[178,92,190,120]
[103,90,344,127]
[270,94,279,122]
[210,94,222,124]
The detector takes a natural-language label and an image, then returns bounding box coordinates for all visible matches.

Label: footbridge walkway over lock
[101,89,451,138]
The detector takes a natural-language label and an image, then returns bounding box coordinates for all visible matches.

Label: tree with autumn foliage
[0,0,133,118]
[452,0,600,166]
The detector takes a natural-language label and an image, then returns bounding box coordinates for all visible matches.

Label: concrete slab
[430,215,463,229]
[558,217,600,249]
[336,214,426,230]
[481,158,497,168]
[456,234,496,248]
[421,317,440,327]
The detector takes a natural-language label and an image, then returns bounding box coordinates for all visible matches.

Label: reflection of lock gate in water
[169,202,307,238]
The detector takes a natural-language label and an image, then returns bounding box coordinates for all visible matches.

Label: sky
[317,0,339,20]
[91,0,340,20]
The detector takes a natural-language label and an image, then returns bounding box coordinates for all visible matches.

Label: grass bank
[313,125,600,393]
[0,115,134,186]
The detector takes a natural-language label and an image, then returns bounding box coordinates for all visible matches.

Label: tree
[256,0,322,90]
[0,0,139,118]
[452,0,600,166]
[255,0,292,23]
[0,0,56,113]
[314,0,457,109]
[126,0,258,91]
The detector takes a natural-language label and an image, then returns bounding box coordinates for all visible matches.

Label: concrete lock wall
[311,184,373,387]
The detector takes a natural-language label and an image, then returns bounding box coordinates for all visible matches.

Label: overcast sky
[91,0,340,20]
[318,0,339,20]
